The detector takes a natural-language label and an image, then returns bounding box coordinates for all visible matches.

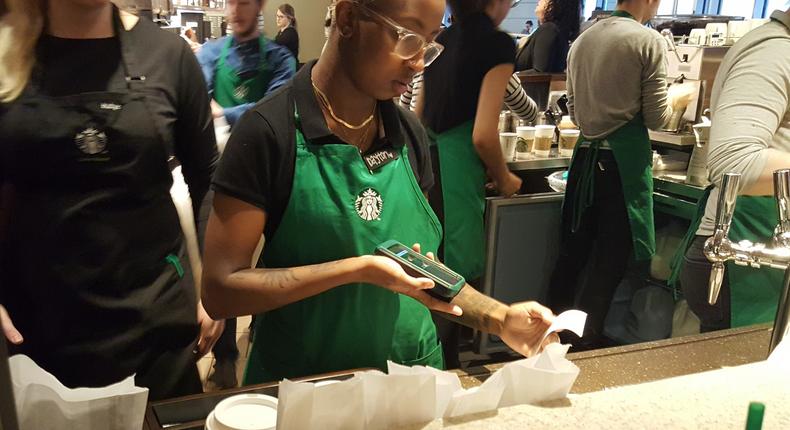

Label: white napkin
[9,355,148,430]
[495,343,580,408]
[444,372,505,418]
[541,310,587,343]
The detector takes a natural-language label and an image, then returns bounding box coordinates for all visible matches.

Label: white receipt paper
[541,310,587,343]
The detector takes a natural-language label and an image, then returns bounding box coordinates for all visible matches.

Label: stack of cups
[499,132,518,161]
[559,129,581,157]
[515,126,535,160]
[533,125,555,158]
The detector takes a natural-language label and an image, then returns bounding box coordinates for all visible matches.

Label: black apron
[0,7,201,400]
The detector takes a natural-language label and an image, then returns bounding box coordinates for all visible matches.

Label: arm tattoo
[440,285,507,335]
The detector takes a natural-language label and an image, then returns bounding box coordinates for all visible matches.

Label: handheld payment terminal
[375,240,465,302]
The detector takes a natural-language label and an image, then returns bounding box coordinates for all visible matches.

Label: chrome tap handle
[708,263,725,305]
[705,173,741,305]
[714,173,741,239]
[774,169,790,244]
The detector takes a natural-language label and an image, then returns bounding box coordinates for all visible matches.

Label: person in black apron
[419,0,527,368]
[548,0,693,349]
[201,0,558,385]
[0,1,220,401]
[196,0,295,389]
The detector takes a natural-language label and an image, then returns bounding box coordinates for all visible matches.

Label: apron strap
[667,185,714,295]
[111,5,146,92]
[571,139,602,233]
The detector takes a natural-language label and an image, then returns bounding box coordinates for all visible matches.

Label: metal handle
[714,173,741,238]
[705,173,741,305]
[774,169,790,241]
[708,263,725,305]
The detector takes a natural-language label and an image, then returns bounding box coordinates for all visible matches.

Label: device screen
[386,243,463,286]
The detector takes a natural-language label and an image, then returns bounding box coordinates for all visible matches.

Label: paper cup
[559,129,580,157]
[499,132,518,161]
[211,394,278,430]
[516,126,535,160]
[534,125,555,158]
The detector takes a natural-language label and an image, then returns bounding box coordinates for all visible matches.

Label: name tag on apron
[363,148,399,171]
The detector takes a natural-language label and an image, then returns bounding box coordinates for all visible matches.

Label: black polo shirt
[213,61,435,239]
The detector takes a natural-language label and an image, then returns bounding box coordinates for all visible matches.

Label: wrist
[351,255,378,284]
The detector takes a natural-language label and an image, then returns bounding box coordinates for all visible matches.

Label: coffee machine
[661,29,730,131]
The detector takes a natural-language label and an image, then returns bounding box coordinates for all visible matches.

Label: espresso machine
[705,170,790,354]
[661,28,730,132]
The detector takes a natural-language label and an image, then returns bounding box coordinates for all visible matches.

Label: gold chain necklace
[312,80,375,130]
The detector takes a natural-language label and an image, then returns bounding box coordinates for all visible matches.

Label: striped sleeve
[504,73,539,122]
[399,72,423,112]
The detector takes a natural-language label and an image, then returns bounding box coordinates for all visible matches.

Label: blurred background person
[197,0,295,128]
[515,0,581,74]
[275,3,299,61]
[522,19,534,35]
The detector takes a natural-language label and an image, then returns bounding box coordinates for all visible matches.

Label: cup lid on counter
[208,394,278,430]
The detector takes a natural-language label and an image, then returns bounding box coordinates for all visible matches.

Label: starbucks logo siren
[355,188,383,221]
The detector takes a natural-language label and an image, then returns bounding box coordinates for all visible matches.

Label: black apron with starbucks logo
[0,6,201,400]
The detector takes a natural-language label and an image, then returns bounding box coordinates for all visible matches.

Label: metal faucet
[704,170,790,354]
[661,29,686,64]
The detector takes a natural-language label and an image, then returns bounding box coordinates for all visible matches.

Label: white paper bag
[10,355,148,430]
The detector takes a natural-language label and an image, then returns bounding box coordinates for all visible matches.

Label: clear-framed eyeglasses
[329,1,444,67]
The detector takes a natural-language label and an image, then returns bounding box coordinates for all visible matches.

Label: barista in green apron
[548,4,693,346]
[196,0,296,127]
[420,0,526,368]
[201,0,557,384]
[672,8,790,331]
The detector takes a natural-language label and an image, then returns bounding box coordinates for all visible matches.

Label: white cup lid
[213,394,278,430]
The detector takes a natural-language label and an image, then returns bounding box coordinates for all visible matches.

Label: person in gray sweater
[548,0,693,348]
[679,8,790,332]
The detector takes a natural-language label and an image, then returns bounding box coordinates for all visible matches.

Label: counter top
[144,326,773,430]
[454,325,771,393]
[407,351,789,429]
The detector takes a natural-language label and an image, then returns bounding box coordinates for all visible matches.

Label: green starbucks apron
[433,121,487,281]
[566,114,656,261]
[243,114,445,384]
[213,36,273,108]
[670,193,782,327]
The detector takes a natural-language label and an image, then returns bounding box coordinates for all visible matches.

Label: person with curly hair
[515,0,581,73]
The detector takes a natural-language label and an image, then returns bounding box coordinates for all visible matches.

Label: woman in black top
[275,3,299,61]
[0,0,221,400]
[515,0,581,73]
[419,0,525,368]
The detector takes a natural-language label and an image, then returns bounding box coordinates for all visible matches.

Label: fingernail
[11,335,22,343]
[453,306,463,316]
